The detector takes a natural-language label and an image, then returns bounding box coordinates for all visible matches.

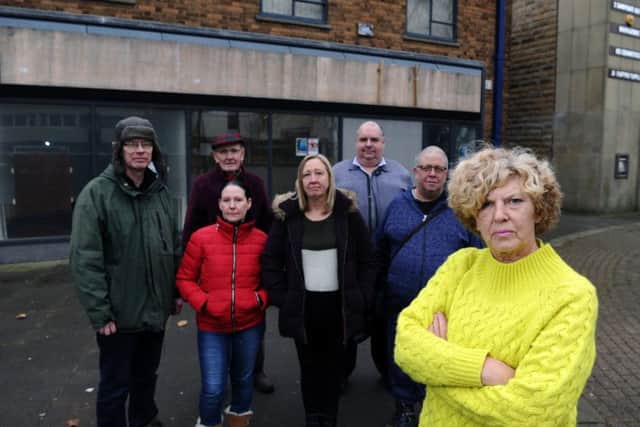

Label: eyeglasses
[123,140,153,151]
[416,164,447,173]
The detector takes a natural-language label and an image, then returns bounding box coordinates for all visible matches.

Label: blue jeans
[96,330,164,427]
[386,311,425,403]
[197,322,264,425]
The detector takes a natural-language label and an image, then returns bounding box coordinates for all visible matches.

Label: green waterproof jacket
[70,164,181,332]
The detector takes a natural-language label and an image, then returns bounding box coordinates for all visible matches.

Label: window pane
[407,0,430,35]
[432,23,453,39]
[296,3,323,19]
[433,0,453,23]
[263,0,292,15]
[454,125,480,163]
[342,118,422,171]
[271,114,338,195]
[0,104,91,239]
[424,122,452,161]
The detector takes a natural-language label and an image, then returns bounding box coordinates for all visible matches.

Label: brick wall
[505,0,557,158]
[4,0,498,134]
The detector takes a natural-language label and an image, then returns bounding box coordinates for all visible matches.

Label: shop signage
[609,68,640,81]
[610,46,640,60]
[612,1,640,16]
[612,23,640,38]
[615,154,629,179]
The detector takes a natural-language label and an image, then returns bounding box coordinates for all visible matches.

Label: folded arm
[395,250,489,388]
[435,284,597,425]
[397,270,598,425]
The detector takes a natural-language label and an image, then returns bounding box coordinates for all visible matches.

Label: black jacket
[261,189,376,343]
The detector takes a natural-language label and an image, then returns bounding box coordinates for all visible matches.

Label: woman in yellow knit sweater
[395,147,597,426]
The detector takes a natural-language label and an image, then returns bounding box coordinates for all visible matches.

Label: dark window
[407,0,456,41]
[424,120,481,165]
[0,104,92,239]
[63,114,76,127]
[50,114,62,127]
[261,0,328,24]
[270,113,338,195]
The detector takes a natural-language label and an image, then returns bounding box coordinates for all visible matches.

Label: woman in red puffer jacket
[177,179,268,427]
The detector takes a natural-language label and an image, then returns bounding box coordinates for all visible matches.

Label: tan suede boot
[223,406,253,427]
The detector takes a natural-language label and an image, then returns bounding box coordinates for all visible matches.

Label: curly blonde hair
[447,146,562,235]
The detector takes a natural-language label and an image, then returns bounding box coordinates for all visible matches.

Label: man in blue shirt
[333,121,412,385]
[333,121,412,232]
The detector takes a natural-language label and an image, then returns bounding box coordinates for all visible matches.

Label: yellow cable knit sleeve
[430,281,598,426]
[395,249,489,388]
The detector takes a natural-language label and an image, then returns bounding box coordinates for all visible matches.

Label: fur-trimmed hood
[272,188,359,221]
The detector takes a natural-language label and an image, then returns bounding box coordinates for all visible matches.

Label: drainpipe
[492,0,506,146]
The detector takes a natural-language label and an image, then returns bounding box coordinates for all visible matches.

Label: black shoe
[147,417,164,427]
[320,415,336,427]
[306,414,323,427]
[386,401,419,427]
[306,413,336,427]
[254,371,275,394]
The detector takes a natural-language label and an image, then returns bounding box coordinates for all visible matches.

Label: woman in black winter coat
[261,154,376,427]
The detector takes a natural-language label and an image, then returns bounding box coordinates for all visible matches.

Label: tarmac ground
[1,211,640,427]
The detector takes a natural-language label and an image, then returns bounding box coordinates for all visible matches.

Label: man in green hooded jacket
[70,116,182,427]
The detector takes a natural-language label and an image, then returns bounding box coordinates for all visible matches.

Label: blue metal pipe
[492,0,506,146]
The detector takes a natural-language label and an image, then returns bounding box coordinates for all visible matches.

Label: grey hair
[414,145,448,166]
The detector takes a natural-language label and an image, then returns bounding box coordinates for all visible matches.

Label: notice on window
[308,138,319,155]
[296,137,319,156]
[295,138,308,156]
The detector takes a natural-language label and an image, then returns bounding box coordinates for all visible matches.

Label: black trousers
[96,330,164,427]
[343,313,388,382]
[295,291,344,420]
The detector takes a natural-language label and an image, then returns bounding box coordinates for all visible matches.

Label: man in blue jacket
[376,146,483,427]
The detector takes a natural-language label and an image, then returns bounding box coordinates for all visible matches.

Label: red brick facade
[5,0,499,137]
[505,0,557,157]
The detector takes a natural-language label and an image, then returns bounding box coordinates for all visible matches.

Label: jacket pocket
[236,290,262,313]
[204,290,232,323]
[255,292,265,309]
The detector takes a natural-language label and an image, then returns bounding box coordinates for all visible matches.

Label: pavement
[1,210,640,427]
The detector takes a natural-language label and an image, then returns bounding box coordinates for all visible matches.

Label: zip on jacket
[231,224,238,331]
[176,218,268,334]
